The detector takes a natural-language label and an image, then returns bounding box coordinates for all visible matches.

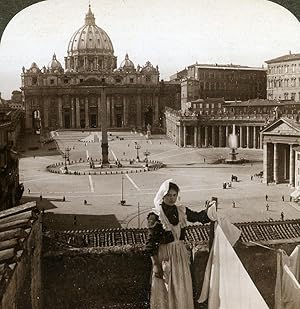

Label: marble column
[136,95,142,128]
[178,124,182,147]
[75,98,80,128]
[204,126,208,147]
[253,126,257,149]
[183,125,187,147]
[273,143,278,183]
[123,96,128,127]
[290,144,295,186]
[194,126,197,147]
[85,99,89,128]
[219,126,222,147]
[97,97,101,128]
[239,126,243,148]
[107,96,111,127]
[58,97,63,128]
[211,126,215,147]
[225,126,229,147]
[198,126,202,147]
[259,126,263,149]
[246,126,250,148]
[263,143,268,184]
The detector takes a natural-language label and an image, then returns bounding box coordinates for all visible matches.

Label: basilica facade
[21,6,180,133]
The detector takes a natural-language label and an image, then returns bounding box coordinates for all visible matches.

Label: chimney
[289,50,292,55]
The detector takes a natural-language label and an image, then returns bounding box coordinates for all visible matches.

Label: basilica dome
[120,54,135,71]
[65,5,117,72]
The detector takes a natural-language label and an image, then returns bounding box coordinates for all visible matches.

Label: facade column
[290,144,295,186]
[107,96,111,127]
[97,97,101,128]
[43,97,49,128]
[198,126,202,147]
[123,96,128,127]
[263,143,268,183]
[253,126,257,149]
[259,126,263,149]
[58,97,63,128]
[111,96,115,127]
[178,124,182,147]
[274,143,278,183]
[75,98,80,128]
[204,126,208,147]
[211,126,215,147]
[136,95,142,128]
[85,98,89,128]
[154,94,159,125]
[218,126,222,147]
[246,126,250,148]
[194,126,197,147]
[71,98,75,128]
[183,125,187,147]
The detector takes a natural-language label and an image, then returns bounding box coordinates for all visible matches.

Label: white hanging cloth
[198,224,269,309]
[275,246,300,309]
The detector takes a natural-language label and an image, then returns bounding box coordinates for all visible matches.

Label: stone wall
[42,240,299,309]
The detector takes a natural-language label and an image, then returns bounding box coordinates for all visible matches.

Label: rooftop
[265,53,300,64]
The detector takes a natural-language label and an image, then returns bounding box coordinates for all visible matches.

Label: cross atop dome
[85,4,96,26]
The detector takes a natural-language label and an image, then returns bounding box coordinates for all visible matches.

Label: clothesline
[249,241,276,251]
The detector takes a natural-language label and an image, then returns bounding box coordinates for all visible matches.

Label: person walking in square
[265,194,268,202]
[281,211,284,221]
[282,195,284,202]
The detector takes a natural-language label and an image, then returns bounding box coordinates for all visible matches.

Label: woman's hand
[153,263,164,279]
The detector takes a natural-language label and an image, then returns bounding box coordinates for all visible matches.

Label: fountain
[225,125,246,164]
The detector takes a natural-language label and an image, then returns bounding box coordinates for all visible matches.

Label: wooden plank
[0,248,15,263]
[0,202,36,220]
[0,211,33,225]
[0,239,18,251]
[0,228,28,242]
[0,219,31,233]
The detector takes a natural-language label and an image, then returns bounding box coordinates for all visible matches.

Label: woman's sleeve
[145,213,162,256]
[186,207,211,224]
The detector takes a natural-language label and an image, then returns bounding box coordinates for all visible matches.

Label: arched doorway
[144,106,153,128]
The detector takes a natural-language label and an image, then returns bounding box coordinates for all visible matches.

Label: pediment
[263,119,300,136]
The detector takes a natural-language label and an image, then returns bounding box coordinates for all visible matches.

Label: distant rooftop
[265,52,300,64]
[188,63,266,71]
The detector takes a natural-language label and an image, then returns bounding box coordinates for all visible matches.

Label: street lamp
[134,142,141,162]
[63,146,71,174]
[143,149,150,162]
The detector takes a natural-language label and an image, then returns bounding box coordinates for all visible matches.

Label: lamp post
[63,146,71,174]
[134,142,141,162]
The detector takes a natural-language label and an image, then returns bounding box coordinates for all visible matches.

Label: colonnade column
[75,98,80,128]
[178,124,182,147]
[111,96,115,127]
[194,126,197,147]
[198,126,202,147]
[253,126,257,149]
[183,125,187,147]
[204,126,208,147]
[259,126,263,149]
[211,126,215,147]
[58,97,63,128]
[246,126,250,148]
[225,126,229,147]
[97,97,101,128]
[273,143,278,184]
[290,144,295,186]
[219,126,222,147]
[136,95,142,128]
[85,99,89,128]
[263,143,268,183]
[239,126,243,148]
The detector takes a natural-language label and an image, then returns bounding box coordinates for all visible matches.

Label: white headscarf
[153,179,182,231]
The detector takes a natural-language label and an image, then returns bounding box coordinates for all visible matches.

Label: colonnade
[263,142,295,185]
[166,120,264,149]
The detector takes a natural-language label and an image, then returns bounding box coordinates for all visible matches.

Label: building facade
[170,63,267,107]
[266,52,300,101]
[21,6,180,133]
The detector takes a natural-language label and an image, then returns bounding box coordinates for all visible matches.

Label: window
[32,77,37,85]
[291,93,296,100]
[115,78,121,83]
[130,78,134,83]
[146,76,151,82]
[64,79,68,84]
[80,79,83,83]
[101,78,105,83]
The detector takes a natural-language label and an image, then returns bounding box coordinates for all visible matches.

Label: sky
[0,0,300,99]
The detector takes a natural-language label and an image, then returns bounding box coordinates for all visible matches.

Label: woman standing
[145,179,212,309]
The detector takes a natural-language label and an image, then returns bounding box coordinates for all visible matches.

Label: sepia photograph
[0,0,300,308]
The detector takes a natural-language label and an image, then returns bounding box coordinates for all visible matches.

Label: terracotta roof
[0,202,38,297]
[48,219,300,248]
[265,53,300,64]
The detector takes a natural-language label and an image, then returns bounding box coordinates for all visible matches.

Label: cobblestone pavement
[19,130,300,228]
